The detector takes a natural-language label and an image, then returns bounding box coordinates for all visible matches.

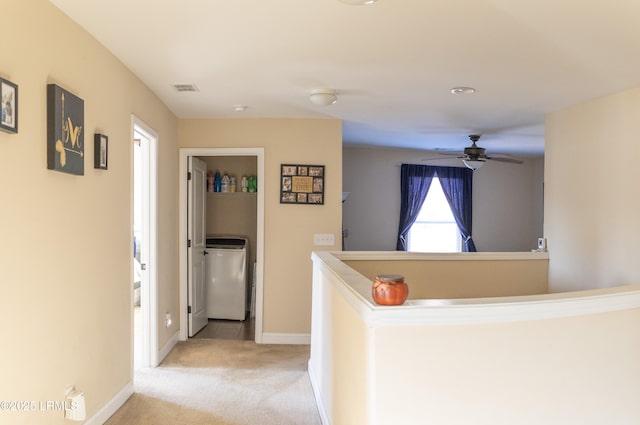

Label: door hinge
[187,239,192,248]
[187,171,192,181]
[187,306,192,314]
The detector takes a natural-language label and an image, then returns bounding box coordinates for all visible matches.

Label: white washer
[205,237,248,320]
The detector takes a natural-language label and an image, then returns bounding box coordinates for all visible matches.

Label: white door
[188,157,207,336]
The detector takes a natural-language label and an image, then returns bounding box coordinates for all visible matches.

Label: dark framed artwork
[47,84,84,175]
[280,164,325,204]
[0,77,18,134]
[94,133,108,170]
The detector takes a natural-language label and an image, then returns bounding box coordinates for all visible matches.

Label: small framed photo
[282,176,292,191]
[281,192,296,203]
[309,166,324,177]
[0,77,18,134]
[282,165,297,176]
[308,194,323,204]
[94,133,108,170]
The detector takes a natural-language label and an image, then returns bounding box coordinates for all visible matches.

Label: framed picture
[94,133,108,170]
[47,84,84,175]
[0,77,18,134]
[280,164,325,204]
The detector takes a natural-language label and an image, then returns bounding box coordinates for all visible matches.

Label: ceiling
[49,0,640,157]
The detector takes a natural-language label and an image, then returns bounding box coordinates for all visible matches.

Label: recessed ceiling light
[451,86,476,94]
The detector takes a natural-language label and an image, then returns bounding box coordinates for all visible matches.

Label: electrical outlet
[165,312,172,328]
[314,233,335,246]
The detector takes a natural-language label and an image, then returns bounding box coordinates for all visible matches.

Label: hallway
[192,318,255,340]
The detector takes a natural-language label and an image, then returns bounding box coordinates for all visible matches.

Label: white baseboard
[308,360,330,425]
[157,330,179,364]
[84,381,133,425]
[261,332,310,345]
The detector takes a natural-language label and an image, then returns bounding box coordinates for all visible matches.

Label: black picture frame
[280,164,325,204]
[47,84,84,175]
[0,77,18,134]
[94,133,108,170]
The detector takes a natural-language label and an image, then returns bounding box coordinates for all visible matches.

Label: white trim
[132,116,159,368]
[84,381,133,425]
[333,250,549,261]
[312,251,640,326]
[308,361,331,425]
[262,333,311,345]
[157,330,179,363]
[179,148,265,343]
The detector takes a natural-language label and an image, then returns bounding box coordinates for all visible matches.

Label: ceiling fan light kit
[462,159,486,170]
[422,134,523,170]
[310,88,338,106]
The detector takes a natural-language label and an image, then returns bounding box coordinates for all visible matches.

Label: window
[407,177,461,252]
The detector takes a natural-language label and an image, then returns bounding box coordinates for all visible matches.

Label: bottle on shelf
[214,171,221,192]
[207,172,214,193]
[248,176,257,193]
[241,176,248,192]
[221,174,230,192]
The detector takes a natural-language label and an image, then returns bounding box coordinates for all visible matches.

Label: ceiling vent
[172,84,199,92]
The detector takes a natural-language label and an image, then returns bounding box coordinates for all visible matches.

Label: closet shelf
[207,191,257,197]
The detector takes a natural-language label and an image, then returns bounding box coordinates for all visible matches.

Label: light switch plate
[314,233,335,246]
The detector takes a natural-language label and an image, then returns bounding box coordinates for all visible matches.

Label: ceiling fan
[423,135,524,170]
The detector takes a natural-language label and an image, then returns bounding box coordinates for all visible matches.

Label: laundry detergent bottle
[214,171,221,192]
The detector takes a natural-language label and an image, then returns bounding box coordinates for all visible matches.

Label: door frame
[178,147,265,342]
[132,116,159,367]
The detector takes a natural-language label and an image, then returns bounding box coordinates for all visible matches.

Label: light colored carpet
[105,339,322,425]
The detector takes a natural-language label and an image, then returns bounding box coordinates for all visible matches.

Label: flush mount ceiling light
[309,89,338,106]
[338,0,378,4]
[233,105,248,112]
[451,86,476,94]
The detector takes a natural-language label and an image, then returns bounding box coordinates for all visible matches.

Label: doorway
[133,117,159,368]
[179,148,265,343]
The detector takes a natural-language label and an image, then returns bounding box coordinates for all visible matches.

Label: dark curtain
[396,164,477,252]
[436,166,477,252]
[396,164,436,250]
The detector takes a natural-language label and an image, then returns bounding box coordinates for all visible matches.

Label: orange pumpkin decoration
[372,274,408,306]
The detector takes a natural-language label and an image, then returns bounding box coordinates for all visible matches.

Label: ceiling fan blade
[420,154,460,161]
[485,155,524,164]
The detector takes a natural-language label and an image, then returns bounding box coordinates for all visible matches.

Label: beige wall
[545,87,640,291]
[373,309,640,425]
[342,146,544,252]
[345,256,548,299]
[179,119,342,334]
[0,1,178,424]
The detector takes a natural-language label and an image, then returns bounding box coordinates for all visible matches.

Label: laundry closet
[196,155,258,339]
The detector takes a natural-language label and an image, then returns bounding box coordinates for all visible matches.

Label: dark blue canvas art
[47,84,84,175]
